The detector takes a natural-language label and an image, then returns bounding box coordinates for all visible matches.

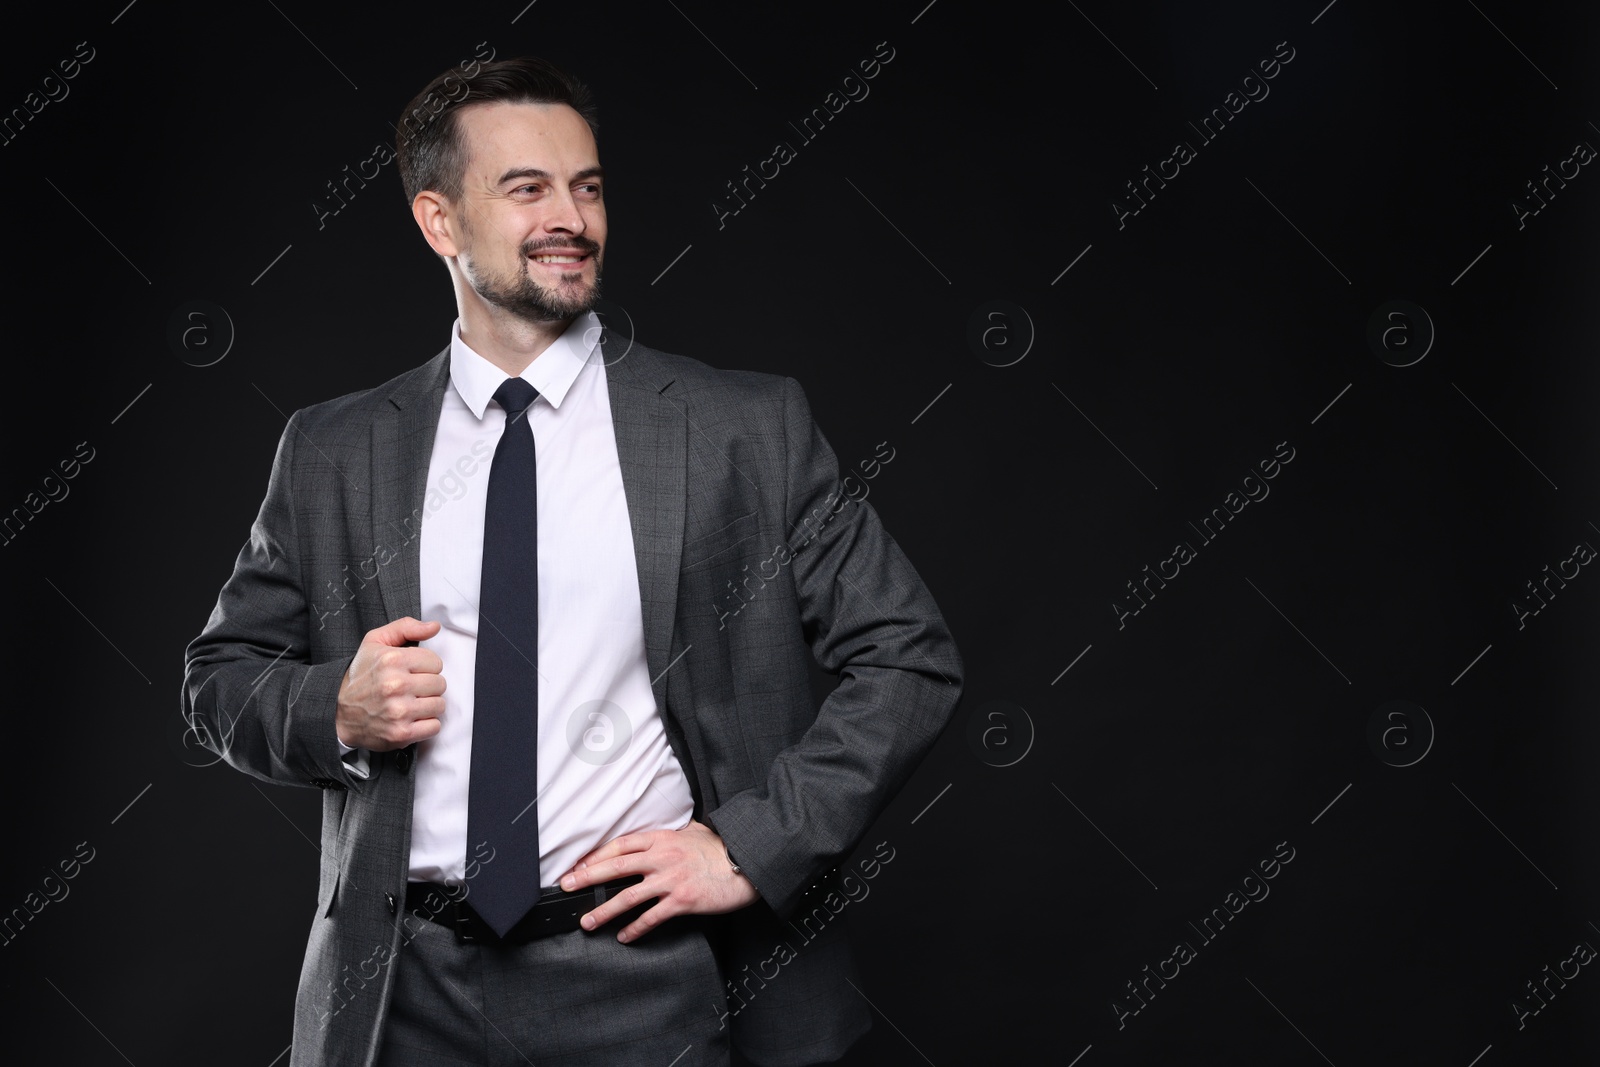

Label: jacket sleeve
[704,376,964,917]
[180,410,366,792]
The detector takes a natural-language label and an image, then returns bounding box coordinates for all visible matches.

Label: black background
[3,0,1597,1063]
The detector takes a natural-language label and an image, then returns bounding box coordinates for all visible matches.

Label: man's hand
[335,617,446,752]
[559,819,760,943]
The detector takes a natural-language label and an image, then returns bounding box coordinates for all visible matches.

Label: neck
[456,300,575,377]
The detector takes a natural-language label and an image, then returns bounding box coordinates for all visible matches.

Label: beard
[465,235,604,323]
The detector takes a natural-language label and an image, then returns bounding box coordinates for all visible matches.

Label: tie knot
[493,377,540,419]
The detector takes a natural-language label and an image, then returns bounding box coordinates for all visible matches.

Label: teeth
[533,254,582,263]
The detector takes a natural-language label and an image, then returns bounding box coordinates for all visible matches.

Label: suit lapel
[603,334,687,697]
[371,346,451,625]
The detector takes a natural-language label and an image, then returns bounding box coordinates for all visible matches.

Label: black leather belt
[405,875,647,944]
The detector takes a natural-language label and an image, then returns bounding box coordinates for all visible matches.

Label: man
[182,56,962,1066]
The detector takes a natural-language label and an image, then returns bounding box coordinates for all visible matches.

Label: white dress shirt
[339,311,695,887]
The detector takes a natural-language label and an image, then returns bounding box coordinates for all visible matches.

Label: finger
[379,693,443,739]
[387,646,443,674]
[408,695,446,719]
[560,833,651,889]
[559,853,604,889]
[407,671,447,697]
[407,647,445,674]
[371,710,441,750]
[403,715,442,744]
[370,616,440,647]
[615,900,673,944]
[563,849,649,892]
[578,877,661,933]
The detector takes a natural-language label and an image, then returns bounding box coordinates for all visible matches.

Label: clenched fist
[335,617,446,751]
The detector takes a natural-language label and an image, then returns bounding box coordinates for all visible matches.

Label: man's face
[448,101,606,323]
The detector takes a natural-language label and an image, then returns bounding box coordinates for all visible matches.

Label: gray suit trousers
[375,912,730,1066]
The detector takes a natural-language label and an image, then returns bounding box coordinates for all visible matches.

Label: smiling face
[431,100,606,325]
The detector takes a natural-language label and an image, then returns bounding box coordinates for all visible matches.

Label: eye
[576,183,602,198]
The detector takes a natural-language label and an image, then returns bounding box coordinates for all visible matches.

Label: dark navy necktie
[467,376,542,937]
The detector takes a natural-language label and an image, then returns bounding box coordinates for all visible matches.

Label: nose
[541,186,586,235]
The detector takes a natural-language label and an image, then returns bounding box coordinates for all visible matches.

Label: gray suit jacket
[182,334,964,1066]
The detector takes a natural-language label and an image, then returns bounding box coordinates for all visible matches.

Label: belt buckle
[450,900,488,944]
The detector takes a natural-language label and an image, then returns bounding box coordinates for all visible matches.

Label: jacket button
[396,747,413,774]
[386,893,398,915]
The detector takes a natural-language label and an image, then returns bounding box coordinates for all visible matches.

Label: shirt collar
[448,310,601,419]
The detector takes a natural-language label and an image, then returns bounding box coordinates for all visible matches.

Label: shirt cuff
[336,735,372,780]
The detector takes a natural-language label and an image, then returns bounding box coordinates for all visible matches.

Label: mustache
[521,236,601,257]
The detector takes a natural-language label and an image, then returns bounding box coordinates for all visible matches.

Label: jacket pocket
[682,510,760,572]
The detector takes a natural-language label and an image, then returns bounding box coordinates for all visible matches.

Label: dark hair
[395,56,599,205]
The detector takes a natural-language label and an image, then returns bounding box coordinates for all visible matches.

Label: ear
[412,190,461,257]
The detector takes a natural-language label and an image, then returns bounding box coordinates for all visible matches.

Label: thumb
[368,616,441,646]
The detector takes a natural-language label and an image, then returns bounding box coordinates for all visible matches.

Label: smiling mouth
[530,253,587,264]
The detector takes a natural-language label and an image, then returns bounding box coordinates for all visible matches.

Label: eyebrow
[496,165,605,185]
